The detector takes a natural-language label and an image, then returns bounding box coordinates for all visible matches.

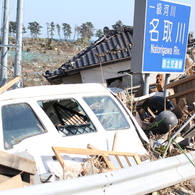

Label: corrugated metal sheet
[122,73,143,88]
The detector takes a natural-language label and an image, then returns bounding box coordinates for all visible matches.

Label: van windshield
[83,96,130,130]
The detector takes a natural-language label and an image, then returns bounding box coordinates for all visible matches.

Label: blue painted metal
[143,0,191,73]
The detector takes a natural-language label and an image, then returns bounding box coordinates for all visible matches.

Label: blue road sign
[143,0,191,73]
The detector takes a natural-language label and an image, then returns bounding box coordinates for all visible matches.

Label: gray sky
[4,0,195,39]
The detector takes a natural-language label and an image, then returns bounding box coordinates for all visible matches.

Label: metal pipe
[164,73,170,97]
[14,0,24,88]
[0,0,9,87]
[171,112,195,139]
[125,73,133,112]
[143,73,150,95]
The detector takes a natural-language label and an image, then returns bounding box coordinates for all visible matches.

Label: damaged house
[43,25,180,89]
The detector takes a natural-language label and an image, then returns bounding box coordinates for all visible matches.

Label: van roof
[0,83,109,101]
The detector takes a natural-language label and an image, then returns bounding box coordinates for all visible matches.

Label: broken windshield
[83,96,130,130]
[2,103,46,149]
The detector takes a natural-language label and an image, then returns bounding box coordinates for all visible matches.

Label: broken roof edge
[43,56,132,81]
[43,25,133,80]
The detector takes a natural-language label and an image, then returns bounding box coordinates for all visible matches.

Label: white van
[0,83,148,182]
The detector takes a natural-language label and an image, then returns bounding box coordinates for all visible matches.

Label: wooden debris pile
[0,150,36,191]
[132,74,195,161]
[130,71,195,194]
[52,145,141,180]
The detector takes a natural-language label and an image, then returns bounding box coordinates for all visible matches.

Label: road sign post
[131,0,191,94]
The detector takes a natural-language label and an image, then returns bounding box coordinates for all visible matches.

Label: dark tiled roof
[44,26,133,79]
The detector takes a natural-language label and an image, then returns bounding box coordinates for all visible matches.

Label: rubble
[131,69,195,193]
[52,145,142,178]
[0,151,36,191]
[1,61,195,194]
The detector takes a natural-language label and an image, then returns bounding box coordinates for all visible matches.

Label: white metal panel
[1,152,195,195]
[0,83,109,101]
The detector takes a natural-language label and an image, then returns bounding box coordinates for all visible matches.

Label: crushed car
[0,83,149,183]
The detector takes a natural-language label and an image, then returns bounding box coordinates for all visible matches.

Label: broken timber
[52,146,141,171]
[0,75,22,95]
[165,74,195,106]
[0,150,36,190]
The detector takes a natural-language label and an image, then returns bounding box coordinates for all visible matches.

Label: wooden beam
[0,75,22,94]
[166,87,195,99]
[87,144,99,150]
[112,132,118,151]
[0,150,36,175]
[0,175,31,187]
[52,146,140,157]
[147,107,156,118]
[165,74,195,89]
[52,147,65,169]
[52,146,142,172]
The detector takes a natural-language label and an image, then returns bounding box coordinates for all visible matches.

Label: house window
[38,98,96,136]
[2,103,46,149]
[83,96,130,130]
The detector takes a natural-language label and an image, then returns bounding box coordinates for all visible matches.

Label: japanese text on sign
[143,0,190,72]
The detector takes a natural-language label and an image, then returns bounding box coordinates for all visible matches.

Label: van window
[83,96,130,130]
[38,98,96,136]
[2,103,46,149]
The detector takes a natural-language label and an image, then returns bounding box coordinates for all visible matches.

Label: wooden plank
[0,165,21,176]
[0,175,11,183]
[165,74,195,89]
[147,107,156,118]
[178,98,187,110]
[133,154,142,164]
[52,146,142,172]
[86,145,117,170]
[125,156,132,166]
[0,174,23,191]
[112,132,118,151]
[115,155,123,168]
[0,76,22,95]
[52,148,65,169]
[0,175,31,187]
[87,144,141,168]
[0,151,36,175]
[101,154,116,170]
[52,147,141,157]
[87,144,99,150]
[166,87,195,99]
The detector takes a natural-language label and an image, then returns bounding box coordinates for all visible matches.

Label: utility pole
[0,0,9,87]
[14,0,24,88]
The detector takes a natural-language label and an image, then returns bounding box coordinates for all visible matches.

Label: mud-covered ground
[6,38,87,87]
